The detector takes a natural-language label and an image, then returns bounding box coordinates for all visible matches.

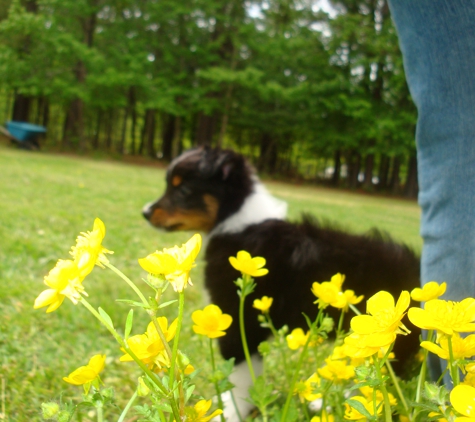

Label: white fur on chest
[209,180,288,237]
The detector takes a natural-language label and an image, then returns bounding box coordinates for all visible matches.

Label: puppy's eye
[177,184,192,196]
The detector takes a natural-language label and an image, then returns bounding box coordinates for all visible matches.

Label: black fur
[205,215,420,373]
[143,147,421,374]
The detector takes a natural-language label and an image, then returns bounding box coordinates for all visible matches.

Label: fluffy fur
[143,146,421,417]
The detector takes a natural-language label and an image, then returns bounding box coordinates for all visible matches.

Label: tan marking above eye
[172,175,182,187]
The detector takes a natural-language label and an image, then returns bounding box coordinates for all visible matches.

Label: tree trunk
[347,150,361,189]
[63,97,85,150]
[171,115,182,159]
[129,87,137,155]
[194,111,217,146]
[258,133,277,174]
[389,156,402,194]
[140,109,156,158]
[118,107,128,154]
[12,92,31,121]
[331,150,341,186]
[404,154,418,198]
[378,154,390,191]
[63,61,86,150]
[105,109,114,150]
[92,109,102,149]
[161,113,175,161]
[363,154,374,189]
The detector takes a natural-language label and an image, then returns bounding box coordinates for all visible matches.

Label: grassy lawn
[0,144,421,421]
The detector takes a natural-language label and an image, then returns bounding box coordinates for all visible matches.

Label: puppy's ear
[214,150,243,180]
[221,161,233,180]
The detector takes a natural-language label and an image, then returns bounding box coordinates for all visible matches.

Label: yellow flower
[63,354,106,393]
[120,317,177,366]
[192,305,233,339]
[318,358,355,382]
[286,328,309,350]
[311,411,334,422]
[411,281,447,302]
[311,273,363,311]
[253,296,273,313]
[351,291,411,336]
[462,372,475,388]
[294,373,321,402]
[139,233,202,292]
[421,333,475,360]
[450,384,475,420]
[69,218,113,278]
[228,250,268,277]
[408,298,475,335]
[184,399,223,422]
[34,259,85,312]
[344,396,382,420]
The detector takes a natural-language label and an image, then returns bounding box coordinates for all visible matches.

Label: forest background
[0,0,418,197]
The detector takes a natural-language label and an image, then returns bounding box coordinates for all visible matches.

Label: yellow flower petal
[351,315,380,335]
[138,252,178,275]
[411,281,447,302]
[367,291,395,315]
[451,385,475,417]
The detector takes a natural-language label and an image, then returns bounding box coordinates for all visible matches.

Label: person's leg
[388,0,475,379]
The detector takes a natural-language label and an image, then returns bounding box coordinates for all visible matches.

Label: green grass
[0,144,421,421]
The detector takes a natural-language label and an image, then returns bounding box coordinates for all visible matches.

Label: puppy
[143,146,420,419]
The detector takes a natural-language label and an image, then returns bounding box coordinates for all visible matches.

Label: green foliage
[0,0,417,188]
[0,145,421,420]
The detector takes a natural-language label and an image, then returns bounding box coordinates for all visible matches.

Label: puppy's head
[143,146,254,232]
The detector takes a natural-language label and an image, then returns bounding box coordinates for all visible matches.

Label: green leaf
[249,376,279,409]
[116,299,150,309]
[98,307,114,329]
[124,309,133,340]
[185,385,195,402]
[157,299,178,310]
[345,398,376,421]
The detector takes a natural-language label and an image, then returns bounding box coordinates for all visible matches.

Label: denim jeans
[388,0,475,381]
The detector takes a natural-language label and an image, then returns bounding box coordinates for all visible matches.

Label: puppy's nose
[142,205,153,221]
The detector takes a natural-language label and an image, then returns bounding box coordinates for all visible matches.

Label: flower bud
[258,341,271,357]
[148,273,168,289]
[425,382,440,399]
[41,402,59,419]
[177,350,190,369]
[137,377,150,397]
[320,317,334,333]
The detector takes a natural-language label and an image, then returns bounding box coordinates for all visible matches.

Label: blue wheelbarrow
[0,121,46,150]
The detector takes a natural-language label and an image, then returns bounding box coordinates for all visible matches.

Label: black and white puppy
[142,146,420,419]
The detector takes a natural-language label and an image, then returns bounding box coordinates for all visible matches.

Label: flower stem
[105,262,149,306]
[447,335,460,386]
[239,274,256,383]
[169,291,185,416]
[385,360,410,417]
[265,314,291,383]
[412,330,433,420]
[117,391,137,422]
[79,297,181,421]
[280,308,323,422]
[373,355,392,422]
[96,405,103,422]
[209,339,225,422]
[150,312,173,361]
